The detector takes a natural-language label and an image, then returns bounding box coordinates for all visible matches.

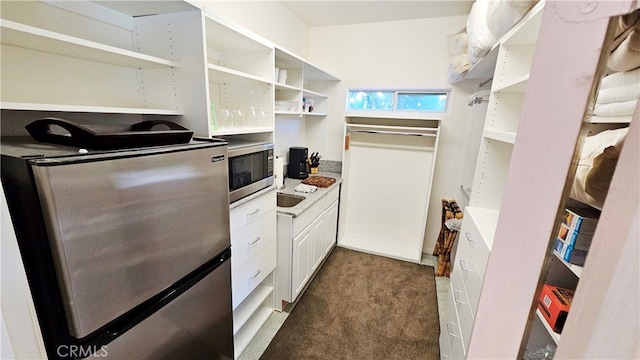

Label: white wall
[307,17,474,253]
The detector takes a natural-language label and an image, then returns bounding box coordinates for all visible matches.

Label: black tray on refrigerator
[26,118,194,150]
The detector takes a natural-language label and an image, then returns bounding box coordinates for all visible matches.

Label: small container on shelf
[563,205,600,236]
[537,284,575,334]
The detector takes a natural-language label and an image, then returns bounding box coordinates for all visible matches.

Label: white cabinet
[339,119,440,263]
[456,2,640,359]
[230,190,277,359]
[274,47,338,117]
[275,185,340,310]
[292,225,313,299]
[441,2,544,358]
[199,13,274,138]
[440,207,497,359]
[0,1,201,115]
[324,199,339,255]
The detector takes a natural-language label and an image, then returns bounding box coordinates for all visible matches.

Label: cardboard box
[563,206,600,235]
[538,285,575,333]
[557,223,593,250]
[553,239,588,266]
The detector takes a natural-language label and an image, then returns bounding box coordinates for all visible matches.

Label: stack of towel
[591,67,640,123]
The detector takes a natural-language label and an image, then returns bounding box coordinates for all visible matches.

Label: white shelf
[0,102,182,115]
[275,83,301,92]
[466,46,500,80]
[208,64,272,85]
[304,112,328,117]
[503,1,545,46]
[212,127,273,136]
[0,19,179,69]
[484,130,517,144]
[275,111,302,116]
[234,306,273,360]
[493,74,530,93]
[463,1,545,80]
[204,13,272,55]
[303,89,329,98]
[233,285,273,334]
[536,309,561,344]
[554,252,583,278]
[344,112,443,121]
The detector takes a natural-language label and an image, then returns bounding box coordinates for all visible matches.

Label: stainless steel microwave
[227,141,274,203]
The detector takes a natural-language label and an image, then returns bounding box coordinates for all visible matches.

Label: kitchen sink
[277,193,305,207]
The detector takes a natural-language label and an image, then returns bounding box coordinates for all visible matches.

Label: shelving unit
[0,1,200,117]
[456,1,640,359]
[201,13,274,140]
[275,47,338,118]
[441,2,544,359]
[233,284,274,357]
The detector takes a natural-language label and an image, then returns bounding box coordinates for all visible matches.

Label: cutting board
[302,176,336,188]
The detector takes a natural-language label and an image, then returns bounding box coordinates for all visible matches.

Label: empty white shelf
[1,19,179,69]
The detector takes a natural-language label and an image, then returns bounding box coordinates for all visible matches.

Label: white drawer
[454,235,484,314]
[326,185,339,204]
[232,239,276,309]
[231,209,276,271]
[460,220,491,278]
[439,327,451,360]
[451,267,474,348]
[230,191,276,234]
[292,194,326,236]
[463,207,498,278]
[444,290,466,359]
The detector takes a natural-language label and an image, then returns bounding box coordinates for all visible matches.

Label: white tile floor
[237,253,450,360]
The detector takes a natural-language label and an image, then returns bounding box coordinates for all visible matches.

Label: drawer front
[230,191,276,234]
[461,217,491,278]
[444,290,466,359]
[326,185,339,204]
[451,267,474,349]
[231,209,276,271]
[231,239,276,309]
[292,194,326,236]
[454,237,484,314]
[439,328,451,360]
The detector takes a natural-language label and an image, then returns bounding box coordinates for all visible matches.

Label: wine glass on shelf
[231,109,244,129]
[218,108,232,130]
[248,90,259,128]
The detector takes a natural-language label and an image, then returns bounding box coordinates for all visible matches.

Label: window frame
[346,88,451,114]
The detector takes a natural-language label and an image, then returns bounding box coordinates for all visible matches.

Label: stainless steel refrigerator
[1,138,234,359]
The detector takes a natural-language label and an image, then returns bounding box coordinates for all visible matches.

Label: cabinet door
[324,200,339,255]
[311,213,326,272]
[292,227,312,300]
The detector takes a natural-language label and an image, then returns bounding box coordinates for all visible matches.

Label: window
[347,89,449,113]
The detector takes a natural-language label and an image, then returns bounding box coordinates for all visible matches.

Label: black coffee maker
[288,146,309,179]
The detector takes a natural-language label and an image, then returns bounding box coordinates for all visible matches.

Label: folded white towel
[596,83,640,104]
[600,67,640,89]
[588,115,634,123]
[593,99,638,117]
[295,183,317,193]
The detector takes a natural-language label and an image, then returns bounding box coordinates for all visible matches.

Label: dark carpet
[260,247,440,360]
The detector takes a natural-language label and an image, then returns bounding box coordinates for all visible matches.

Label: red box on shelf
[538,284,575,333]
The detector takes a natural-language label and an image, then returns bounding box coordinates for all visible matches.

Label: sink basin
[277,193,305,207]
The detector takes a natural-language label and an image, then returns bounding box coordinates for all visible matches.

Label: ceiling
[281,1,474,27]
